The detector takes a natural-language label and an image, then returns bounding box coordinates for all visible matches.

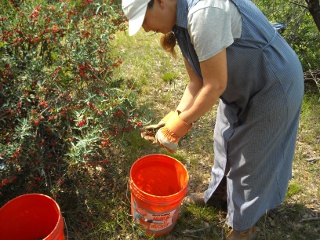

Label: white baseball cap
[122,0,151,36]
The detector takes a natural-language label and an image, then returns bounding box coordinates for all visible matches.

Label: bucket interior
[0,194,62,240]
[130,154,188,197]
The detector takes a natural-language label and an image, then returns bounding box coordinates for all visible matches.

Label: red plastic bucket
[130,154,189,236]
[0,194,65,240]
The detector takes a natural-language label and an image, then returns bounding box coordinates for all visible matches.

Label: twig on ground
[299,217,320,222]
[182,225,216,234]
[305,157,320,163]
[182,234,201,238]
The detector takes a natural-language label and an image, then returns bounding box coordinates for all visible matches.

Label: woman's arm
[178,49,228,124]
[176,57,203,112]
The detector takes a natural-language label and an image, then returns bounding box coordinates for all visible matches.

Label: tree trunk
[305,0,320,31]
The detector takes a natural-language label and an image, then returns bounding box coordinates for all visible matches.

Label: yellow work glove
[140,111,175,142]
[154,111,192,153]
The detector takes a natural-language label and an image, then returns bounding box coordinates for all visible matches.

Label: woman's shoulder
[189,0,236,15]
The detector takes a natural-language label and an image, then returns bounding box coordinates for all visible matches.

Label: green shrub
[0,0,143,197]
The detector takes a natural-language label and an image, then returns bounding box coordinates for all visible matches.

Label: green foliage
[161,72,178,84]
[254,0,320,70]
[286,183,302,198]
[299,83,320,151]
[0,0,145,196]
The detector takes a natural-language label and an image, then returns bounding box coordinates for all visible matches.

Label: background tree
[305,0,320,31]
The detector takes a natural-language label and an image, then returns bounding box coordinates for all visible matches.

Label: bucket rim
[129,154,189,200]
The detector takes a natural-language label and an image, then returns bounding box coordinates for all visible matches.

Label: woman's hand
[140,110,176,142]
[154,111,192,153]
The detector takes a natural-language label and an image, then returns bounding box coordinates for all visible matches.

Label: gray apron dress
[173,0,304,230]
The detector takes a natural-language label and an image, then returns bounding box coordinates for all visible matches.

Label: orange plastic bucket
[0,194,65,240]
[130,154,189,236]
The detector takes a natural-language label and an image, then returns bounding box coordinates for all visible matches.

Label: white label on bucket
[133,199,180,233]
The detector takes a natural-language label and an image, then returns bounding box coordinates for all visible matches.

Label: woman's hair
[160,32,177,58]
[148,0,177,57]
[147,0,154,8]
